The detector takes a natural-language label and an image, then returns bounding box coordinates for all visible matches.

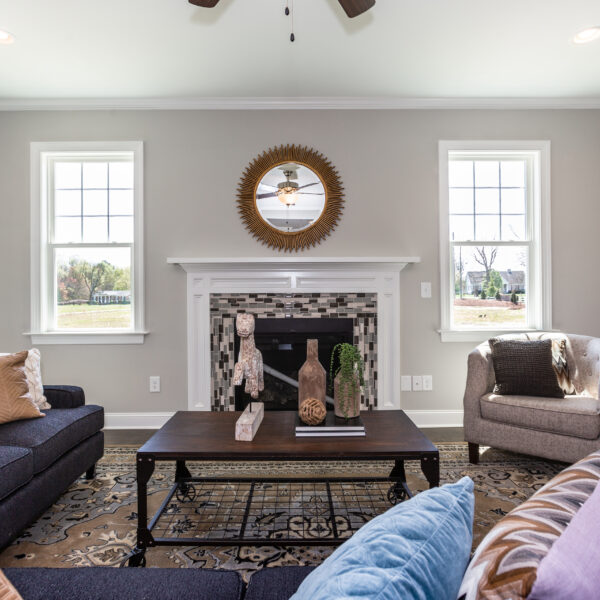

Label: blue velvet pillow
[290,476,474,600]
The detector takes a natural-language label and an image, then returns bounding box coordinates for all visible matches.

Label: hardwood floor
[104,427,464,446]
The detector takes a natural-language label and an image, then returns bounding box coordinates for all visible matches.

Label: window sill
[438,328,549,343]
[24,331,149,345]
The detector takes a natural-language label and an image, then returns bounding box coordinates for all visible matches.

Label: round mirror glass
[255,163,326,232]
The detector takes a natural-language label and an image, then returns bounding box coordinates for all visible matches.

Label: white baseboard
[105,410,463,430]
[104,412,175,429]
[404,410,464,428]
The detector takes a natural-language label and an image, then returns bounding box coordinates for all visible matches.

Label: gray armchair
[464,332,600,464]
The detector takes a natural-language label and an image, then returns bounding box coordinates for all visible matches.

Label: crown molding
[2,96,600,111]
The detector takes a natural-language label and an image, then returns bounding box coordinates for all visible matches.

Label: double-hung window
[438,141,551,342]
[30,142,145,344]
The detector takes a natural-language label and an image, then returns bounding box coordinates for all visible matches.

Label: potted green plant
[329,343,364,419]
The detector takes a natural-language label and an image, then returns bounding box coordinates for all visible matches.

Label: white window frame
[28,141,146,344]
[438,140,552,343]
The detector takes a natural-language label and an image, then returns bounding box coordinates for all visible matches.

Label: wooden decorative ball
[299,397,326,426]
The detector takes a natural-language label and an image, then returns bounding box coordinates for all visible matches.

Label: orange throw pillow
[0,569,23,600]
[0,351,45,425]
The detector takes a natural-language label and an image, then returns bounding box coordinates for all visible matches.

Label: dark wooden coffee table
[126,410,439,567]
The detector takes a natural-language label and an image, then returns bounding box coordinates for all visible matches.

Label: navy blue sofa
[3,566,315,600]
[0,385,104,550]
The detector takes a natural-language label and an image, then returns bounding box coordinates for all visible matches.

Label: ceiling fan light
[573,26,600,44]
[278,190,298,206]
[0,29,15,44]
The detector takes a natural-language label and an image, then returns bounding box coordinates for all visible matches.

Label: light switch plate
[421,282,432,298]
[401,375,412,392]
[412,375,423,391]
[422,375,433,391]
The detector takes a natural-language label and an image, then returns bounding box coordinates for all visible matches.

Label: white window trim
[28,141,147,345]
[438,140,552,343]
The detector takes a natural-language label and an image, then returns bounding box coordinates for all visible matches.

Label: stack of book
[295,412,366,437]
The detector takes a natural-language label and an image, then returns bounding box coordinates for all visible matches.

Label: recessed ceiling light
[0,29,15,44]
[573,26,600,44]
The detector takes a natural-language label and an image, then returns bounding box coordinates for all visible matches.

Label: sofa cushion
[0,406,103,474]
[3,567,243,600]
[290,477,474,600]
[0,447,33,501]
[245,567,315,600]
[458,450,600,600]
[480,393,600,440]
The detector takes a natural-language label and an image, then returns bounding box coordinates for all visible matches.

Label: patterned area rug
[0,444,565,580]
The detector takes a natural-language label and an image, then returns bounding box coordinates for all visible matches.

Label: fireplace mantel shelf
[168,256,420,272]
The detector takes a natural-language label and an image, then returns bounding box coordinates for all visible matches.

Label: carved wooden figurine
[233,313,264,400]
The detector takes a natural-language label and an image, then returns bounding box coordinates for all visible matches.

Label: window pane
[55,190,81,216]
[475,215,500,240]
[475,188,499,214]
[83,216,108,242]
[55,217,81,242]
[501,188,526,214]
[109,216,134,242]
[109,189,134,215]
[109,162,134,188]
[83,190,108,216]
[453,245,528,329]
[502,215,526,241]
[448,161,473,187]
[474,161,499,187]
[83,162,108,189]
[450,215,474,241]
[55,247,132,330]
[54,162,81,189]
[501,161,526,187]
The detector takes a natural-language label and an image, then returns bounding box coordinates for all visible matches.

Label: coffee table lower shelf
[124,473,413,567]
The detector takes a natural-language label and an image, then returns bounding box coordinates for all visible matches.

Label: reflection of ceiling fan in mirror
[188,0,375,19]
[257,165,324,206]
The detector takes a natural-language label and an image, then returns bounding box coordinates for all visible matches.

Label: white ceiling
[1,0,600,101]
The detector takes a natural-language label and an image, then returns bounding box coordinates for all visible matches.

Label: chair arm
[43,385,85,409]
[463,343,495,424]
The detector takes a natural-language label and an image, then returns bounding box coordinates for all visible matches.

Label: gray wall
[1,109,599,417]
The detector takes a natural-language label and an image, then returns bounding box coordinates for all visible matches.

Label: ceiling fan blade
[338,0,375,18]
[296,182,320,190]
[188,0,220,7]
[256,192,278,200]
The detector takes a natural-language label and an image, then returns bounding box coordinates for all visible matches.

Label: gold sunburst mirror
[237,144,344,252]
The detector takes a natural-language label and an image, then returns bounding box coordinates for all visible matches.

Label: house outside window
[29,141,145,344]
[438,141,551,342]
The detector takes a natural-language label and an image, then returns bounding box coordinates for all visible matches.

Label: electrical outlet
[149,376,161,393]
[421,282,432,298]
[422,375,433,391]
[412,375,423,391]
[401,375,412,392]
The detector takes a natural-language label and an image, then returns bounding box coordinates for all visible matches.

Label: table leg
[387,460,412,504]
[125,455,155,567]
[420,454,440,488]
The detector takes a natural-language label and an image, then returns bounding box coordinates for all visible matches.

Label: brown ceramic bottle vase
[298,339,326,412]
[334,370,361,419]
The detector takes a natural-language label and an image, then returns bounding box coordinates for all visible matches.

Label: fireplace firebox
[234,318,354,411]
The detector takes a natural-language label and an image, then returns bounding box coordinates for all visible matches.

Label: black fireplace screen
[234,318,355,411]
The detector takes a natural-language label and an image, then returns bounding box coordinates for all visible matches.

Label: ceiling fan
[257,165,324,206]
[188,0,376,19]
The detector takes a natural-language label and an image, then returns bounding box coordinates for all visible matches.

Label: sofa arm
[43,385,85,409]
[463,343,495,431]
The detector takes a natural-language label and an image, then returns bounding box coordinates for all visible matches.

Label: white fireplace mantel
[168,256,420,412]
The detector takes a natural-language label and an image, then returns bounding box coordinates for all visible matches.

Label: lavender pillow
[528,480,600,600]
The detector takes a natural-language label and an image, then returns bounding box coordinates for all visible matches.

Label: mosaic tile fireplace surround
[210,293,378,411]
